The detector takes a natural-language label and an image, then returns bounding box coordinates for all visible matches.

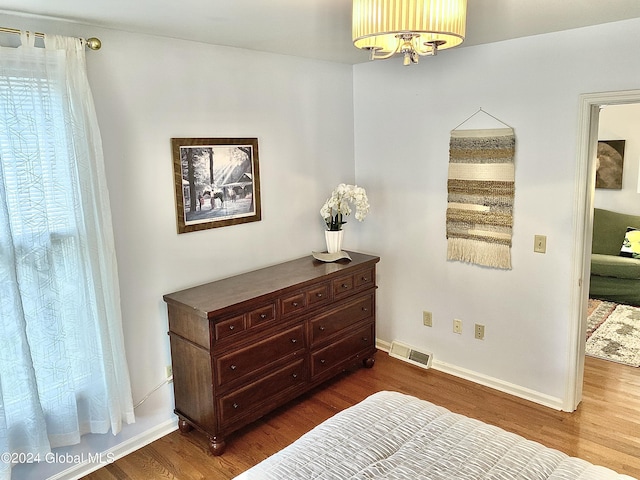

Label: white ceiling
[3,0,640,64]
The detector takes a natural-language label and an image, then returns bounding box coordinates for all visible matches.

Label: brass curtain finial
[85,37,102,50]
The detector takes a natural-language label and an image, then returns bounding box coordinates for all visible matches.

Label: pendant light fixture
[352,0,467,65]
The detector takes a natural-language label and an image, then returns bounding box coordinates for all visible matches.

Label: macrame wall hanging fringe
[446,110,516,270]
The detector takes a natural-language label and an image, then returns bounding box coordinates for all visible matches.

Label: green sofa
[590,207,640,306]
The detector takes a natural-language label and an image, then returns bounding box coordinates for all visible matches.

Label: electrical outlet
[475,324,485,340]
[423,311,433,327]
[165,365,173,379]
[453,319,463,334]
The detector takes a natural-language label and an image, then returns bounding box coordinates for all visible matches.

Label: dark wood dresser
[163,251,380,455]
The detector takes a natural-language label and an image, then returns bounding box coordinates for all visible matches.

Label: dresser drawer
[218,359,306,426]
[214,315,246,341]
[354,267,375,289]
[215,325,305,387]
[247,302,277,327]
[332,274,354,298]
[310,294,374,346]
[280,292,306,317]
[311,323,374,378]
[307,283,330,307]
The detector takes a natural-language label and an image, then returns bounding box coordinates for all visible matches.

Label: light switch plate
[534,235,547,254]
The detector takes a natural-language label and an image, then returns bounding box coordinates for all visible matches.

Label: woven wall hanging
[446,110,515,269]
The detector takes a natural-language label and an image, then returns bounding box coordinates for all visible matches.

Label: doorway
[568,89,640,412]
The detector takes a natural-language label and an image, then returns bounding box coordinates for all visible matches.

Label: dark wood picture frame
[171,138,261,233]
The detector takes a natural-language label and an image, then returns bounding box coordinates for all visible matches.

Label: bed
[234,391,635,480]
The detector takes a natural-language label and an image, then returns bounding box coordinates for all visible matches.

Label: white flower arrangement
[320,183,370,231]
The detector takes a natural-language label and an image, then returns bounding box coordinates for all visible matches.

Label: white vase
[325,230,344,254]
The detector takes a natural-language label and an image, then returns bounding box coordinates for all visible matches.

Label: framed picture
[171,138,261,233]
[596,140,625,189]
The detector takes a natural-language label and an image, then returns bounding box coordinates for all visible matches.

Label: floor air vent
[389,340,433,369]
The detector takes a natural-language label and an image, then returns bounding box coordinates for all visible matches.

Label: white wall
[5,8,640,478]
[595,103,640,214]
[352,18,640,407]
[1,13,356,480]
[87,27,356,413]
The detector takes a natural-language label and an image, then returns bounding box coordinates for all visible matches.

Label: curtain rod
[0,26,101,50]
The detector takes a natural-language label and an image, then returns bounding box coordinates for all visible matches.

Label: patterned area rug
[586,299,640,367]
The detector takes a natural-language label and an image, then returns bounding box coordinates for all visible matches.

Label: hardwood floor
[84,352,640,479]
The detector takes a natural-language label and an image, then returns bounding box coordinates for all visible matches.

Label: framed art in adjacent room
[595,139,625,189]
[171,137,261,233]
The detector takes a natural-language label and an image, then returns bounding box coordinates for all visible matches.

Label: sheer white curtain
[0,32,134,479]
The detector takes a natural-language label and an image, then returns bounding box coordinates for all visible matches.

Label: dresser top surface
[163,251,379,318]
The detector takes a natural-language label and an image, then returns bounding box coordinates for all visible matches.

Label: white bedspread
[235,391,636,480]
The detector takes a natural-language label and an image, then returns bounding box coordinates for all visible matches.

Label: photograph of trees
[171,138,261,233]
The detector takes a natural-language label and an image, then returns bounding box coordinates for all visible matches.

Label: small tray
[311,251,352,263]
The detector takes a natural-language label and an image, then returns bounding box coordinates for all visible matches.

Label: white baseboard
[49,418,178,480]
[375,339,563,411]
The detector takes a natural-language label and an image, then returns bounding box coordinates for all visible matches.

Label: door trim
[566,89,640,411]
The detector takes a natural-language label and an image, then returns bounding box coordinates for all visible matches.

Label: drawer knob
[362,337,369,342]
[291,338,297,344]
[341,283,349,288]
[292,373,298,379]
[316,293,323,297]
[362,307,368,312]
[260,313,267,319]
[318,325,325,331]
[362,276,368,281]
[292,302,299,307]
[229,325,235,330]
[230,364,237,370]
[233,403,239,409]
[320,359,326,364]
